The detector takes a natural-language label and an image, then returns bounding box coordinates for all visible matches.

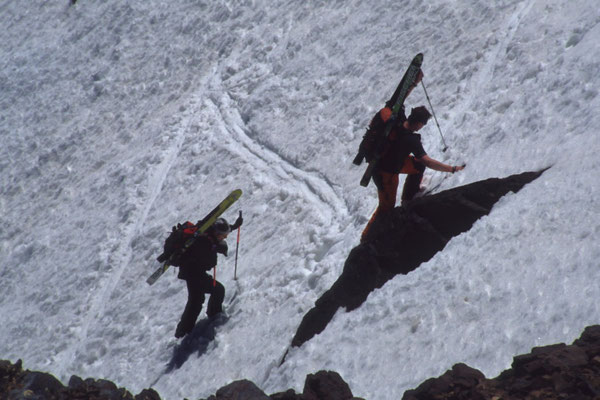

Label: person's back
[177,234,216,280]
[377,124,426,174]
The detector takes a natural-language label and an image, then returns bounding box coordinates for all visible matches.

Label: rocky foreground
[2,325,600,399]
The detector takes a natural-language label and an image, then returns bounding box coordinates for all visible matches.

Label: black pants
[176,273,225,336]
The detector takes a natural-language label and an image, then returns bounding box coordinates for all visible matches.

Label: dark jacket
[177,234,227,281]
[371,107,427,174]
[377,127,427,174]
[357,106,404,163]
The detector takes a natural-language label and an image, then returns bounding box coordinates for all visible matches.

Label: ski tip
[414,53,424,65]
[229,189,243,200]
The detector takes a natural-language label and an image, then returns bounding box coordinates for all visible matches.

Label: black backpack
[353,106,408,166]
[353,110,385,165]
[156,221,199,266]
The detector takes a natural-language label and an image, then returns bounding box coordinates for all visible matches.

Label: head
[406,106,432,131]
[210,218,230,240]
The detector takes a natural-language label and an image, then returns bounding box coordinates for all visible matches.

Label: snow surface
[1,1,599,399]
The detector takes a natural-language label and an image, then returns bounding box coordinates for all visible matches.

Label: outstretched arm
[417,154,465,173]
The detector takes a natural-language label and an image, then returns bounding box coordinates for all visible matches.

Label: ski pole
[234,210,242,280]
[421,80,448,152]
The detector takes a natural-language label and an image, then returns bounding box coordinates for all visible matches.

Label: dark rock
[135,388,162,400]
[513,343,588,375]
[3,324,600,400]
[270,388,301,399]
[403,325,600,400]
[22,371,64,398]
[0,359,23,394]
[448,363,485,388]
[293,170,546,348]
[0,360,160,400]
[213,379,270,400]
[291,291,339,347]
[64,376,135,400]
[402,363,484,400]
[68,375,85,389]
[573,325,600,358]
[303,371,354,400]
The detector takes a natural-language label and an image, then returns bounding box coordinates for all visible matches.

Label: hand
[452,164,466,173]
[230,213,243,230]
[234,215,243,228]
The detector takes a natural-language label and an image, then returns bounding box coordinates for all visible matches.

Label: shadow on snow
[165,315,229,373]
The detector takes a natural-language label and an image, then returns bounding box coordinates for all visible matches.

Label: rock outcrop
[211,371,361,400]
[2,325,600,399]
[403,325,600,399]
[292,170,546,348]
[0,362,361,400]
[0,359,161,399]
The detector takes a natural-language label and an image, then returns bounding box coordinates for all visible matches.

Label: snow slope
[1,1,599,399]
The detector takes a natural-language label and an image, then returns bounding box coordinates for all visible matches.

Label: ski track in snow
[425,0,535,192]
[206,73,351,224]
[149,70,355,391]
[48,0,536,386]
[48,0,536,383]
[453,0,535,127]
[3,2,600,399]
[138,9,545,384]
[56,63,351,377]
[56,85,210,376]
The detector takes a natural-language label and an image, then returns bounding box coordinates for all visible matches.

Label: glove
[230,215,243,230]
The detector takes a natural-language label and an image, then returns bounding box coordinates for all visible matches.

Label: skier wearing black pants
[175,217,242,338]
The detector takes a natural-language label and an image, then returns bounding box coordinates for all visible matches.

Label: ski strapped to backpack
[356,53,424,187]
[146,189,242,286]
[155,221,199,265]
[353,54,424,166]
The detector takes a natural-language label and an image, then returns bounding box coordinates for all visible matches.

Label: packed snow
[1,1,599,399]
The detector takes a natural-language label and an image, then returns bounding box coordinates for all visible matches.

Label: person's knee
[188,291,206,307]
[213,282,225,299]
